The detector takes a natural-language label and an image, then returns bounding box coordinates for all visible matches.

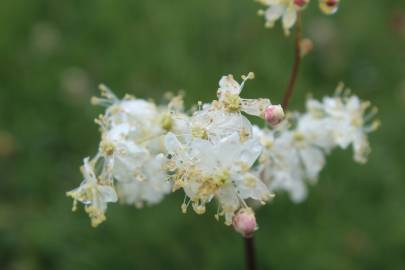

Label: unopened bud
[299,38,314,57]
[319,0,339,15]
[294,0,308,8]
[232,208,257,238]
[264,105,285,127]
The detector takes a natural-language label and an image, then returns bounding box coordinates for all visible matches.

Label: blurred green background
[0,0,404,269]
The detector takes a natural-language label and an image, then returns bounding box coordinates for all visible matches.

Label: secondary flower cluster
[67,75,378,236]
[257,0,340,34]
[254,84,380,202]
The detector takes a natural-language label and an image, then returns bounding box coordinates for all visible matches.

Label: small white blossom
[186,73,281,144]
[311,89,380,163]
[68,86,189,226]
[165,132,273,225]
[254,126,318,202]
[115,154,170,207]
[217,73,272,118]
[66,157,118,227]
[254,87,379,203]
[257,0,308,35]
[257,0,340,35]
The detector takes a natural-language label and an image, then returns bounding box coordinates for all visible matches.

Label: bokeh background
[0,0,404,269]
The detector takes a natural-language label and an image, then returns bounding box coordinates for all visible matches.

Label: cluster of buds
[257,0,340,35]
[66,75,378,238]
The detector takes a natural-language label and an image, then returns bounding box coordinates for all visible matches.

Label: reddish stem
[282,13,303,111]
[244,236,257,270]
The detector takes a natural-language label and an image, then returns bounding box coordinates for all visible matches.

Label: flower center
[159,112,173,131]
[223,93,241,112]
[191,126,208,139]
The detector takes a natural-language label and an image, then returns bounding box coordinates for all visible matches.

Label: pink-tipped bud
[319,0,339,14]
[325,0,338,7]
[294,0,308,8]
[232,208,257,238]
[264,105,285,127]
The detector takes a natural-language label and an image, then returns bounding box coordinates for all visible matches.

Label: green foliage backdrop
[0,0,404,269]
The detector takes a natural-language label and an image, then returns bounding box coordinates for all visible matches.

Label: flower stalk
[282,12,303,111]
[244,237,257,270]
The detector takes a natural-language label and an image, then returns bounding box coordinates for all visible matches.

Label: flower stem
[244,236,257,270]
[282,12,303,111]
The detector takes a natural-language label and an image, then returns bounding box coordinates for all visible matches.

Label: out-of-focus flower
[0,131,16,157]
[30,22,61,54]
[254,125,316,202]
[60,67,92,105]
[256,0,340,35]
[318,0,340,15]
[257,0,309,35]
[255,85,379,202]
[313,86,380,163]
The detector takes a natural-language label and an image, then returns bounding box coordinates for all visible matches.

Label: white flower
[254,111,329,202]
[257,0,309,35]
[217,73,271,117]
[68,86,188,226]
[257,0,340,34]
[186,73,281,144]
[318,93,380,163]
[96,96,178,206]
[66,157,118,227]
[165,132,273,225]
[254,87,379,203]
[254,126,316,202]
[115,154,171,207]
[189,106,253,143]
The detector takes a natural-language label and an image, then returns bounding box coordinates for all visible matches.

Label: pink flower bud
[325,0,338,7]
[294,0,308,8]
[232,208,257,238]
[264,105,285,127]
[319,0,339,14]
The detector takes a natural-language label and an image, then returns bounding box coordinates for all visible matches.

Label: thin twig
[244,237,257,270]
[282,12,303,111]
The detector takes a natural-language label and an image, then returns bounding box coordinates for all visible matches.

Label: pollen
[100,140,115,156]
[191,126,208,139]
[160,112,174,131]
[223,93,241,112]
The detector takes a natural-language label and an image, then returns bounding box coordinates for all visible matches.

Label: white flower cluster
[257,0,340,35]
[67,85,187,227]
[67,76,378,230]
[254,84,380,202]
[165,73,275,225]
